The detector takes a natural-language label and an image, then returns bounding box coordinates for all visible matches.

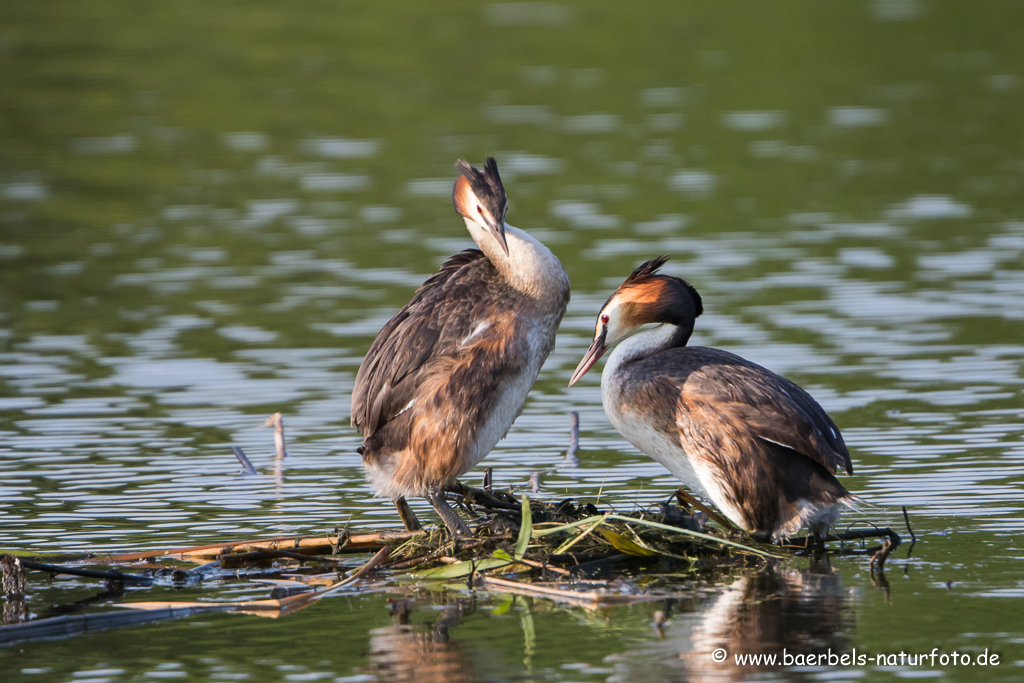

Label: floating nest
[384,484,772,582]
[1,484,907,643]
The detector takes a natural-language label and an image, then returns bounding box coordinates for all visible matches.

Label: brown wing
[650,347,852,475]
[351,249,505,440]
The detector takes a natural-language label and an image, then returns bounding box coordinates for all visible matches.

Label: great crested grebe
[351,157,570,536]
[568,257,856,542]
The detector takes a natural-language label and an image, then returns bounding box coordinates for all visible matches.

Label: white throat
[463,218,569,304]
[602,323,679,381]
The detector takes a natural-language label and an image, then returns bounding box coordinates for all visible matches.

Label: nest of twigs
[1,484,907,644]
[383,483,773,584]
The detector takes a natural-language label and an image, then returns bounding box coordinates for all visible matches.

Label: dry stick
[514,557,571,576]
[901,506,916,543]
[95,530,425,564]
[838,526,901,546]
[781,526,901,549]
[231,446,258,476]
[243,546,393,608]
[901,505,918,556]
[1,554,27,597]
[311,546,390,593]
[553,515,608,555]
[262,412,287,461]
[16,558,153,585]
[563,411,580,466]
[599,513,778,557]
[674,488,737,532]
[121,546,392,614]
[208,531,416,559]
[386,548,450,571]
[383,533,519,571]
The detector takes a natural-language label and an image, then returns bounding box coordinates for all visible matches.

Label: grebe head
[453,157,509,256]
[568,256,703,386]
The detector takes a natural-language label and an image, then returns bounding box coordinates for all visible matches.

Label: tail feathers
[841,493,871,510]
[773,496,853,542]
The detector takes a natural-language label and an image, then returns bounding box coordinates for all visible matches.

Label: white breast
[600,342,706,497]
[603,386,710,499]
[460,221,569,469]
[600,337,751,529]
[467,310,562,468]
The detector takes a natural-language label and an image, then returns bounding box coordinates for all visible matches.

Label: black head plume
[623,255,670,286]
[454,157,507,220]
[611,255,704,322]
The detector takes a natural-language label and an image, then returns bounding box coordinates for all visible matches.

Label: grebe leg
[425,487,472,536]
[394,497,422,532]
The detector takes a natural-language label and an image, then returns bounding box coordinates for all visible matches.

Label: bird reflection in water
[608,559,854,682]
[364,599,476,683]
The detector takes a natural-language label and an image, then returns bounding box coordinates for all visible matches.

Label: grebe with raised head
[568,256,855,541]
[352,158,570,535]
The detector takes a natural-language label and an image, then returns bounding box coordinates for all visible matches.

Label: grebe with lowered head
[568,257,856,542]
[351,157,570,536]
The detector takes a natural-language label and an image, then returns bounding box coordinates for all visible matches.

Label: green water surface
[2,1,1023,681]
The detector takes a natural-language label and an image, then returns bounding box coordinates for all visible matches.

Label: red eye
[600,314,609,324]
[477,205,483,214]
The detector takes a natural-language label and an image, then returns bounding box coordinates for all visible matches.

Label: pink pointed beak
[489,220,510,256]
[568,329,608,387]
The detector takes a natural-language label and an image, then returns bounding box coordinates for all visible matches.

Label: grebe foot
[394,496,422,532]
[426,487,472,537]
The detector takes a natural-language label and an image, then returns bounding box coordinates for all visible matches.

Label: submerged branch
[481,576,669,610]
[231,446,258,476]
[120,546,392,615]
[15,558,153,585]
